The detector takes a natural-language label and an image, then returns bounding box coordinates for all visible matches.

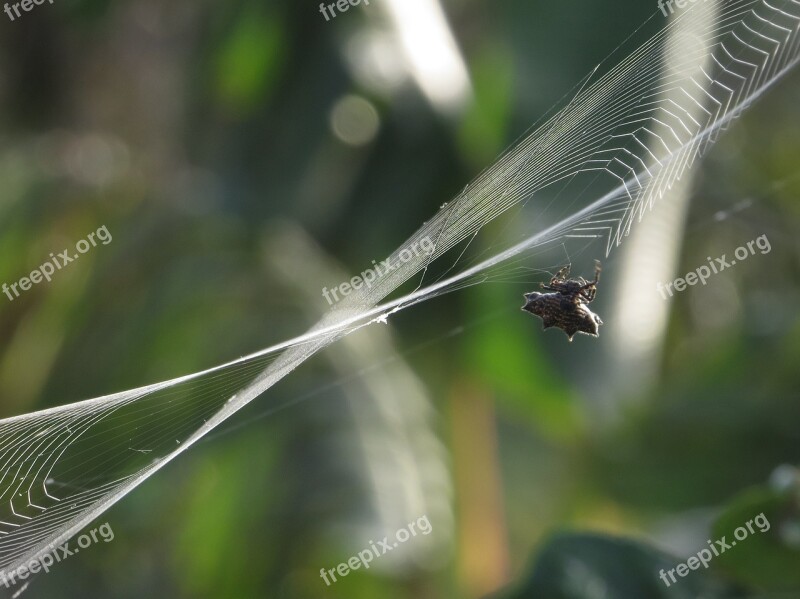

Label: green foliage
[458,43,515,166]
[711,483,800,591]
[214,5,286,117]
[498,533,744,599]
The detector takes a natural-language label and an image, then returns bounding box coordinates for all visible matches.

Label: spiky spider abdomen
[522,291,602,340]
[521,261,603,341]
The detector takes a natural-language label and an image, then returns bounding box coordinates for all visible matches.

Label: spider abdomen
[522,291,603,341]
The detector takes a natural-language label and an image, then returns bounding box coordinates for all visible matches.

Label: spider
[521,260,603,341]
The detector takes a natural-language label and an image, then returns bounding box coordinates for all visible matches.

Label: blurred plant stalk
[449,378,510,597]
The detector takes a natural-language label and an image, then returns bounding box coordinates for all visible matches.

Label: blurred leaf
[711,481,800,591]
[174,431,283,597]
[497,533,744,599]
[459,44,515,166]
[214,4,286,116]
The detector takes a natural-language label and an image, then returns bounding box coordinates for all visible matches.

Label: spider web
[1,0,799,584]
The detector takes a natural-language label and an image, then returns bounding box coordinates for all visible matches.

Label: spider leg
[591,260,602,284]
[551,264,571,283]
[578,261,601,296]
[580,287,596,303]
